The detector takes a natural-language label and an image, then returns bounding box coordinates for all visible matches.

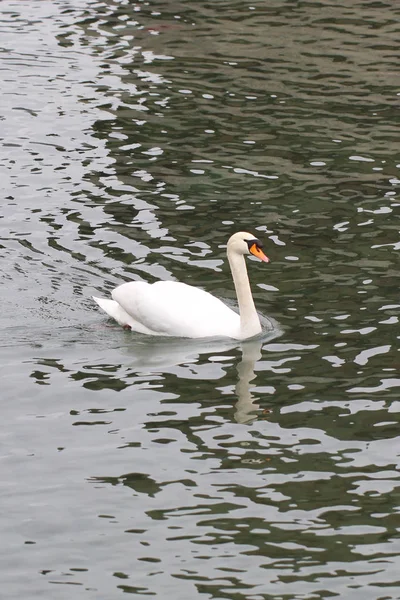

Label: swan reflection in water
[124,318,280,424]
[234,339,263,423]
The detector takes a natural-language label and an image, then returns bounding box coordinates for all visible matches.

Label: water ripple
[0,0,399,598]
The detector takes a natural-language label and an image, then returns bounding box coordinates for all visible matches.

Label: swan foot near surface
[93,231,270,340]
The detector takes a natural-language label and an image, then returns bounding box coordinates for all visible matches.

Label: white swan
[93,231,269,340]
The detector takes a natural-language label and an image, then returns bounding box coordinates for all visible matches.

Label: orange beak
[249,243,270,263]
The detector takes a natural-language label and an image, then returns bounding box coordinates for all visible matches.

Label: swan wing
[111,280,240,338]
[92,296,156,334]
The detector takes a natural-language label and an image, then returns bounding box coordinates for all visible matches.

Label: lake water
[1,0,399,598]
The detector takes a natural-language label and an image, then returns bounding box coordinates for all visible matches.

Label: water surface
[1,0,399,598]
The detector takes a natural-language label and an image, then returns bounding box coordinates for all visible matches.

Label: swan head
[227,231,270,263]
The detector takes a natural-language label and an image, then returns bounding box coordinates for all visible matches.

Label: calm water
[1,0,399,598]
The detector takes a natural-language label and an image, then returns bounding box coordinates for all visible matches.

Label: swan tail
[92,296,134,328]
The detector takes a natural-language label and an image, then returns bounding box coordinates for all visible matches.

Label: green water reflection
[0,0,399,598]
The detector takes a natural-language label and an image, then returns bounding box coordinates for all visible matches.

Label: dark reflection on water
[1,0,399,598]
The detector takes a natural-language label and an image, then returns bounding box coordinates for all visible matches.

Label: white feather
[111,280,240,338]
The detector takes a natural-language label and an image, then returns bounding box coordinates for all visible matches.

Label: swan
[93,231,269,340]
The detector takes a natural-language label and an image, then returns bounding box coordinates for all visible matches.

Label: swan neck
[228,249,261,339]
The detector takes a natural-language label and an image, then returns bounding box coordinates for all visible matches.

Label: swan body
[93,231,269,340]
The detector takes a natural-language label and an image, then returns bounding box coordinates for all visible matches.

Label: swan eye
[246,238,262,250]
